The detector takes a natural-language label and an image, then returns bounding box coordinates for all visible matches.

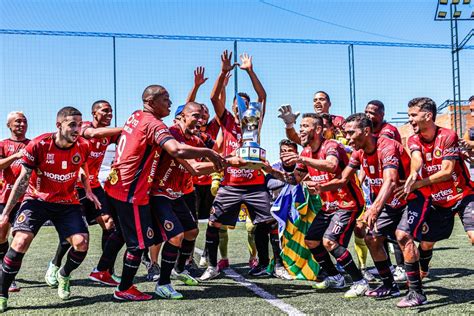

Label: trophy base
[237,146,266,170]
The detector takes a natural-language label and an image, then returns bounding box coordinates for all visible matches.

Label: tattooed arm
[0,165,32,225]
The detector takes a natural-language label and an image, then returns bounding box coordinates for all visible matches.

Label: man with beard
[394,97,474,307]
[0,111,30,292]
[45,100,123,287]
[0,107,101,311]
[264,113,368,298]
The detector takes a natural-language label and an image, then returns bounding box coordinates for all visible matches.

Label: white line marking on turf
[195,248,305,316]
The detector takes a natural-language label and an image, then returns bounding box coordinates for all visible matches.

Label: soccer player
[0,107,100,311]
[199,50,275,281]
[0,111,30,293]
[104,85,225,301]
[395,98,474,306]
[45,100,123,287]
[278,91,345,145]
[319,113,415,298]
[264,113,368,298]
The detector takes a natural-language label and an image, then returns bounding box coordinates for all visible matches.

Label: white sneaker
[199,256,209,268]
[273,266,293,280]
[393,266,407,282]
[313,274,346,289]
[344,279,369,298]
[199,266,220,281]
[361,268,375,282]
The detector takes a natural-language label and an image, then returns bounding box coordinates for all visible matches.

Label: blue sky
[1,0,473,162]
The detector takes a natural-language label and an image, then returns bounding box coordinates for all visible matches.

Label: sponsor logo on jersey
[46,153,55,164]
[42,171,77,182]
[431,188,454,201]
[72,152,82,164]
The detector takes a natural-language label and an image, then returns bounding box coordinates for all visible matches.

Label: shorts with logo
[194,184,214,220]
[210,184,273,226]
[306,208,361,248]
[150,195,197,241]
[397,190,456,242]
[0,203,22,225]
[107,195,161,250]
[12,199,88,241]
[77,186,111,225]
[456,194,474,232]
[367,205,405,239]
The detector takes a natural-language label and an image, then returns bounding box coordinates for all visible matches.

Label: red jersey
[0,138,30,204]
[76,121,120,189]
[297,139,364,212]
[104,110,173,205]
[193,128,217,186]
[219,110,265,186]
[407,127,473,208]
[374,122,401,143]
[206,117,220,140]
[151,125,204,199]
[349,137,410,208]
[22,133,90,204]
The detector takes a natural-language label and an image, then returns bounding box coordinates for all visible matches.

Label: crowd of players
[0,50,473,312]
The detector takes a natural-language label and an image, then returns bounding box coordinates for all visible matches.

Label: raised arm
[82,126,122,139]
[187,66,208,103]
[240,53,266,119]
[278,105,301,145]
[210,50,237,119]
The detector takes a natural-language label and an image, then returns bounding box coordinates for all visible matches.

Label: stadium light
[453,10,462,17]
[435,0,474,20]
[438,11,448,18]
[451,0,460,4]
[463,0,470,4]
[439,0,448,4]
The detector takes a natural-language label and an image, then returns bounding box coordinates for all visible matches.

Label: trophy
[235,95,267,170]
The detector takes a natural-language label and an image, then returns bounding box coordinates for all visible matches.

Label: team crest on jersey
[164,220,174,231]
[147,227,154,239]
[148,176,153,183]
[101,138,109,145]
[433,148,442,159]
[154,151,160,158]
[7,145,14,152]
[71,153,82,164]
[422,223,429,234]
[108,168,119,185]
[16,212,27,224]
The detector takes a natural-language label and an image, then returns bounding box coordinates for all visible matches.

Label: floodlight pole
[348,44,356,114]
[233,40,238,97]
[450,3,461,135]
[113,36,117,128]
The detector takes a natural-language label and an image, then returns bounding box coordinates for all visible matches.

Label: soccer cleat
[89,269,119,286]
[365,283,401,298]
[273,266,293,280]
[420,269,430,280]
[45,261,60,288]
[397,290,428,308]
[8,281,20,293]
[56,271,71,300]
[114,285,152,301]
[199,255,209,268]
[171,269,199,286]
[393,266,407,282]
[248,257,258,269]
[361,268,375,282]
[344,279,369,298]
[0,297,7,313]
[141,252,152,269]
[146,263,161,282]
[217,258,230,272]
[155,283,183,300]
[248,264,270,277]
[313,274,346,290]
[199,266,220,281]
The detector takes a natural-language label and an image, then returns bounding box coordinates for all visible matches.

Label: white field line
[194,247,305,316]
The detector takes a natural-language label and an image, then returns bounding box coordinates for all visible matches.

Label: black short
[12,199,88,241]
[107,195,161,250]
[456,194,474,232]
[396,191,432,241]
[182,192,197,223]
[77,186,110,225]
[194,184,214,220]
[368,205,404,239]
[210,185,272,226]
[306,209,360,248]
[0,203,21,225]
[150,195,197,241]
